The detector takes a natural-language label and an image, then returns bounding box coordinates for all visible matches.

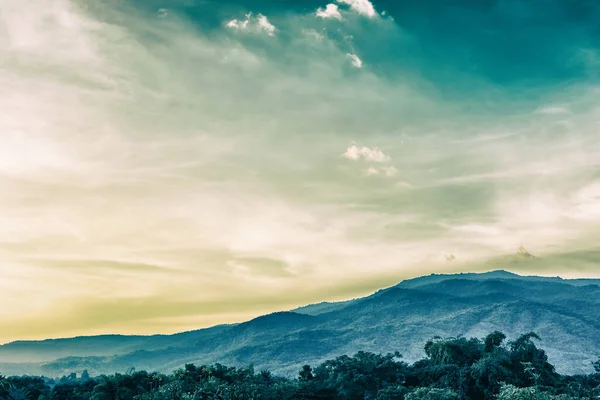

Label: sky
[1,0,600,343]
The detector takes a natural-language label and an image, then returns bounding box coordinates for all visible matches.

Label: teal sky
[1,0,600,342]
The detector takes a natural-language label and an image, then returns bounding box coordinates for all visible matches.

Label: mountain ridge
[1,269,599,377]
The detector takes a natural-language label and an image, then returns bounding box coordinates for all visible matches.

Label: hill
[1,270,599,377]
[3,331,600,400]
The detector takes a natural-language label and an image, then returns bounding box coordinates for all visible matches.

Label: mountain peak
[480,270,521,278]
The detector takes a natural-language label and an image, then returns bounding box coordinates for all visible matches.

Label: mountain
[1,269,599,378]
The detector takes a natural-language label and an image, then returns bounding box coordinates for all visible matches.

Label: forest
[1,332,599,400]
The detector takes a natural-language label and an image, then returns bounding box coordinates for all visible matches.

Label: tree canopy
[1,332,599,400]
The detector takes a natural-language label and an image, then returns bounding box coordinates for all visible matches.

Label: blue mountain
[1,270,599,377]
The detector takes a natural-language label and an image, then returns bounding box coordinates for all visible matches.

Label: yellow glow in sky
[1,0,600,343]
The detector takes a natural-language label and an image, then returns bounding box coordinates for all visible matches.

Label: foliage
[405,387,459,400]
[1,332,599,400]
[497,384,583,400]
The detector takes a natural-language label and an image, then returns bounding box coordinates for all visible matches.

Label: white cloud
[226,13,276,36]
[256,14,276,36]
[316,4,343,20]
[342,144,361,160]
[226,18,249,30]
[364,166,397,177]
[347,53,363,68]
[343,144,389,162]
[535,105,572,115]
[337,0,378,17]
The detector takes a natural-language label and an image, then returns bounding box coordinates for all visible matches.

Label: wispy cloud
[0,0,599,342]
[346,53,363,68]
[342,144,389,162]
[535,105,572,115]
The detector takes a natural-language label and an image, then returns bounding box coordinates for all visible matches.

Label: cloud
[346,53,363,68]
[343,143,397,178]
[316,4,343,20]
[1,0,600,343]
[365,166,379,176]
[226,18,249,30]
[365,166,397,177]
[302,28,325,41]
[226,13,276,36]
[343,144,389,162]
[535,105,572,115]
[337,0,378,18]
[256,14,276,36]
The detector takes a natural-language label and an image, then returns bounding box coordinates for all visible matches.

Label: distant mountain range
[1,269,599,378]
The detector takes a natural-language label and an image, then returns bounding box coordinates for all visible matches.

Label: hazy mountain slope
[1,270,598,378]
[0,335,163,363]
[0,325,233,363]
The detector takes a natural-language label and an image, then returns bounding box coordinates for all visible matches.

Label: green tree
[424,337,483,366]
[81,370,90,381]
[484,331,507,353]
[5,385,29,400]
[497,384,583,400]
[592,358,600,374]
[375,385,407,400]
[405,387,459,400]
[298,365,314,382]
[509,333,558,388]
[0,331,598,400]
